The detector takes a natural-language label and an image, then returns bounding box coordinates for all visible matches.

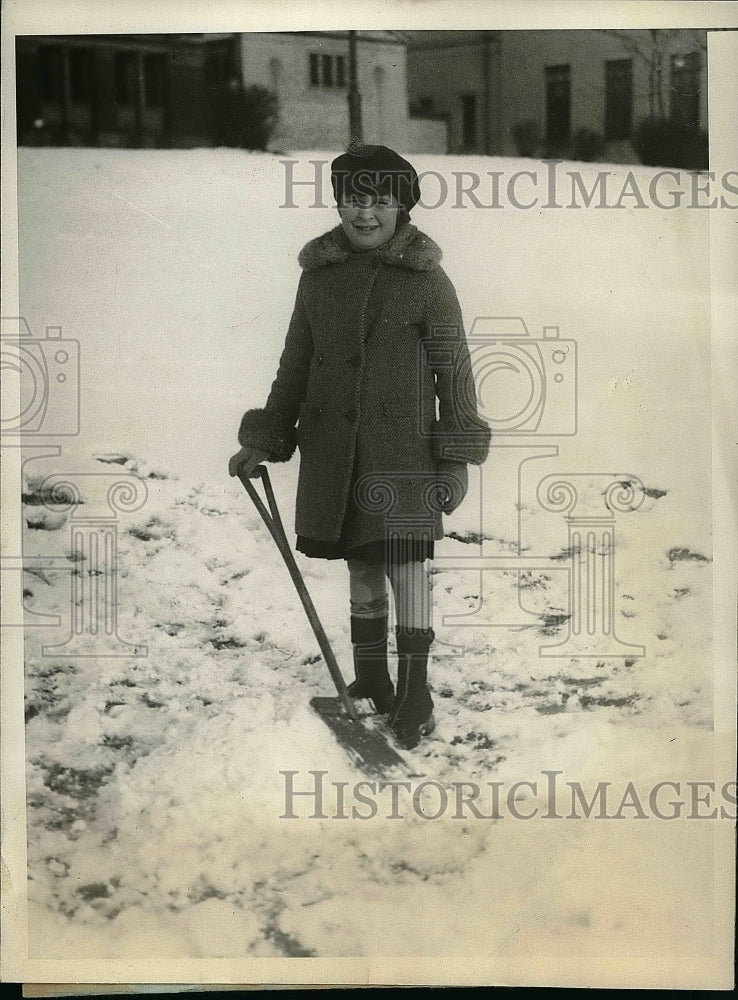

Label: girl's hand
[228,445,270,478]
[436,461,468,514]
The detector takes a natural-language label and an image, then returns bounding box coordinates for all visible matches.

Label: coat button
[310,405,323,416]
[347,353,362,368]
[344,408,358,421]
[315,354,325,366]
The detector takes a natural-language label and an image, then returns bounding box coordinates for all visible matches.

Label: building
[15,33,240,148]
[16,29,707,162]
[406,29,708,161]
[15,30,447,154]
[238,31,445,153]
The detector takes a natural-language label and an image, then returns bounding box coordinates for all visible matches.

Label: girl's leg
[346,558,394,714]
[386,558,433,632]
[387,558,435,749]
[348,557,388,623]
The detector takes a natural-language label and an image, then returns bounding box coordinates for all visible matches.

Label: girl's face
[338,191,400,250]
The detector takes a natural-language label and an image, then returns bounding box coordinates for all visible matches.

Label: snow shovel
[237,465,407,776]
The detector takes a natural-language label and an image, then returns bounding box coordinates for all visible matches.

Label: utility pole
[347,30,363,151]
[482,30,494,155]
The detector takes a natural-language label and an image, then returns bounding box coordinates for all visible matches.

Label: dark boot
[347,615,394,715]
[391,627,436,749]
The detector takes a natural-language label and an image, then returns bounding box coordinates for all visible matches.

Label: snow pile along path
[23,452,714,959]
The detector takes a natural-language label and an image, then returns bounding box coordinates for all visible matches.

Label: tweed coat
[238,221,491,547]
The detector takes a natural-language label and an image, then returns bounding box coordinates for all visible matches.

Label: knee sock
[387,558,433,633]
[346,559,393,711]
[347,557,388,625]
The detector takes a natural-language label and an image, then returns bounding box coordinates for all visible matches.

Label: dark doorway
[605,58,633,139]
[545,64,571,144]
[461,93,477,151]
[670,51,701,128]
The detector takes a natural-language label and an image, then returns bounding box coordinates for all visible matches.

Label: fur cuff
[238,408,297,462]
[430,417,491,465]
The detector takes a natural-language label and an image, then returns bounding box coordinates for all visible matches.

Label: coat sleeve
[237,275,314,462]
[424,267,491,466]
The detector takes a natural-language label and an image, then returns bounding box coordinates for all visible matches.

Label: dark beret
[330,145,421,213]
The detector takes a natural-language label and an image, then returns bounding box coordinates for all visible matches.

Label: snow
[13,147,726,973]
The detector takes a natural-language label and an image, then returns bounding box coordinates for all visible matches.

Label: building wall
[407,39,487,153]
[497,29,708,159]
[239,32,418,153]
[404,116,447,154]
[407,29,708,161]
[16,31,442,156]
[15,34,236,148]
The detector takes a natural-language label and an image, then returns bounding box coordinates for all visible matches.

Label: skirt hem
[296,534,435,564]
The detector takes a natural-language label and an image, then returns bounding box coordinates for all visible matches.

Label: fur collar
[298,222,442,272]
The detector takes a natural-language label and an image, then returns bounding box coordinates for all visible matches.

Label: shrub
[570,127,606,162]
[679,124,709,171]
[214,84,280,150]
[633,115,708,170]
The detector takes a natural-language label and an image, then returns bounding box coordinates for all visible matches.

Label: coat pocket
[296,402,311,448]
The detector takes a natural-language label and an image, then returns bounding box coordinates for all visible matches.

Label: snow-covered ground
[13,148,726,971]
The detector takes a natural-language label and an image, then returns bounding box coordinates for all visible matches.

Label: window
[670,51,701,128]
[69,47,94,104]
[461,94,477,149]
[545,64,571,142]
[144,53,166,108]
[605,58,633,139]
[115,51,138,106]
[309,52,346,88]
[205,49,228,84]
[39,45,63,102]
[269,56,283,90]
[309,53,319,86]
[321,54,333,87]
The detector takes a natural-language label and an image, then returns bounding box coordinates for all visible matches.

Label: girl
[229,145,490,749]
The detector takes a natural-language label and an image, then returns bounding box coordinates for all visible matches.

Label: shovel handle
[238,466,359,721]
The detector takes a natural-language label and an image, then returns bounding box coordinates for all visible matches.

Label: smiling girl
[230,145,490,749]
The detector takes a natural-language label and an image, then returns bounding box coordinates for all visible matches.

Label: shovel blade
[310,697,408,777]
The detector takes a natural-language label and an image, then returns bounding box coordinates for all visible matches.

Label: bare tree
[600,28,709,118]
[600,29,678,117]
